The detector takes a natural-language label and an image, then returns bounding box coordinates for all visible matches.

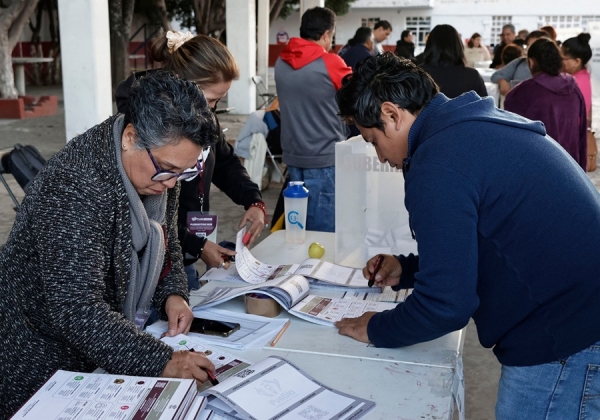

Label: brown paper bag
[587,130,598,172]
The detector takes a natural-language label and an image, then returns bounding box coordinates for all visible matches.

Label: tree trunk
[0,0,41,98]
[152,0,172,31]
[108,0,135,88]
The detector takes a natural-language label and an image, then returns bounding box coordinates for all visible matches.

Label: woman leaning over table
[116,31,266,291]
[0,70,218,418]
[562,33,596,171]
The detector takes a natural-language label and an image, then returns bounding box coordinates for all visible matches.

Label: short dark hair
[300,7,336,41]
[423,24,465,67]
[128,70,218,150]
[336,52,439,131]
[562,33,592,66]
[401,30,412,40]
[501,43,523,65]
[374,20,392,31]
[527,38,562,76]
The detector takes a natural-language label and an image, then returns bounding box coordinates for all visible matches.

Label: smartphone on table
[189,318,241,337]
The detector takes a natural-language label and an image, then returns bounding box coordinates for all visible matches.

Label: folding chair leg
[0,174,20,211]
[266,148,285,183]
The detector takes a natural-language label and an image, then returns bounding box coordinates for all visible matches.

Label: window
[539,15,600,32]
[405,16,431,47]
[491,16,512,46]
[361,17,380,29]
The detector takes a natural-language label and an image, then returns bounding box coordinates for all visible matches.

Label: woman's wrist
[249,201,268,226]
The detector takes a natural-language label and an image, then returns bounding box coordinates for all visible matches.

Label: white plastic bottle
[283,181,309,243]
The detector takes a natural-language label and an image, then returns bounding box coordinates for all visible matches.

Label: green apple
[308,242,325,259]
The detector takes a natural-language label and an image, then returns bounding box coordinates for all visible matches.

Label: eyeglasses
[146,148,204,182]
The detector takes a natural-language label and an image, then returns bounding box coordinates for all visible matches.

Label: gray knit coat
[0,116,189,418]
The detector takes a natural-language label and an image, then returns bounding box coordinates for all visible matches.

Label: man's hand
[334,312,377,343]
[200,240,236,269]
[498,78,511,96]
[362,254,402,288]
[163,295,193,337]
[238,206,265,248]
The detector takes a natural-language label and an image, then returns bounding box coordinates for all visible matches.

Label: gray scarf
[113,116,167,322]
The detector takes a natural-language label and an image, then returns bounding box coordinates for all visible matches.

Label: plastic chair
[252,75,277,109]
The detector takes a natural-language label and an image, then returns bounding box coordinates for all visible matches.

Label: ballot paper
[11,370,200,420]
[202,356,375,420]
[234,227,373,288]
[159,334,253,390]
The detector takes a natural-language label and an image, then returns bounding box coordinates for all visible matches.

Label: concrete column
[257,0,269,89]
[226,0,256,115]
[300,0,325,17]
[57,0,112,142]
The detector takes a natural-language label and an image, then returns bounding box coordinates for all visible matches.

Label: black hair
[374,20,392,31]
[562,33,592,66]
[336,52,439,131]
[527,38,562,76]
[300,7,336,41]
[128,70,218,150]
[401,29,412,40]
[346,26,372,47]
[423,24,465,67]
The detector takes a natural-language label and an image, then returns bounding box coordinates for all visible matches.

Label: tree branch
[8,0,41,49]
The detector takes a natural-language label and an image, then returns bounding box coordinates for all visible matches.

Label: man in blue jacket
[334,52,600,419]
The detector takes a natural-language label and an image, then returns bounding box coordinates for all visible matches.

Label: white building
[269,0,600,128]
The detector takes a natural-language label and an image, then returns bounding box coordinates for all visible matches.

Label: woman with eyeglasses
[0,71,219,418]
[116,31,266,291]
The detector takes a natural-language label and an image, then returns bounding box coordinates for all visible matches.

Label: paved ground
[1,84,599,419]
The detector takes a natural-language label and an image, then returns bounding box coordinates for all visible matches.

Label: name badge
[187,211,218,244]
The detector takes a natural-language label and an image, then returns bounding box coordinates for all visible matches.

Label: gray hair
[127,70,218,150]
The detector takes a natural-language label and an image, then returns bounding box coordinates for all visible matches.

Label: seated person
[0,71,217,417]
[505,38,587,169]
[491,30,548,96]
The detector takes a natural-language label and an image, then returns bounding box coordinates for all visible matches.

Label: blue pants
[496,340,600,419]
[287,166,335,232]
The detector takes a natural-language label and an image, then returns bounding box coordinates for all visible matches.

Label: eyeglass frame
[146,148,204,182]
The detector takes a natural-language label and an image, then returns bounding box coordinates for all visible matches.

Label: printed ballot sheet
[234,227,371,287]
[202,356,375,420]
[290,295,398,325]
[11,370,198,420]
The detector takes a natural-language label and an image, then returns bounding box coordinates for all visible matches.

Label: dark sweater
[367,93,600,367]
[340,44,373,71]
[420,64,488,98]
[116,72,262,264]
[0,117,185,417]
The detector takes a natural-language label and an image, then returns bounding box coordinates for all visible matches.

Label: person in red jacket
[274,7,351,232]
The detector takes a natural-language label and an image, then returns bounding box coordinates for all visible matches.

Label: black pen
[368,255,384,288]
[190,348,219,386]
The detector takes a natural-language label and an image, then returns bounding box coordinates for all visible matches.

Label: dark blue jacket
[340,44,373,71]
[367,92,600,366]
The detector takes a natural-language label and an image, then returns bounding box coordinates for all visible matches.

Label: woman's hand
[161,350,216,385]
[200,240,236,269]
[238,206,265,248]
[362,254,402,288]
[163,295,194,337]
[498,78,511,96]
